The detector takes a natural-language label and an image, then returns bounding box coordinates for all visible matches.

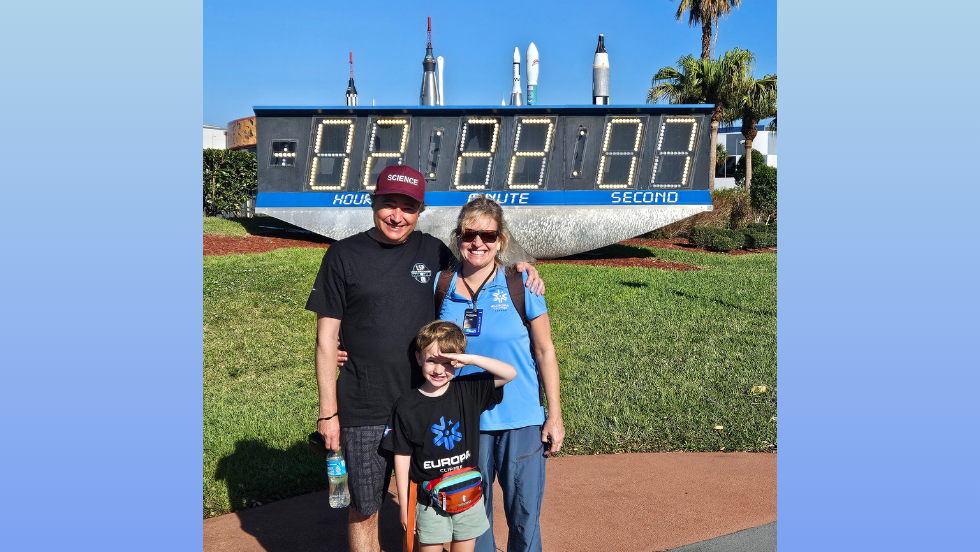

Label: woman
[435,195,564,552]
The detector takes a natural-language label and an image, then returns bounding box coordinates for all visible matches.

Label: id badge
[462,309,483,336]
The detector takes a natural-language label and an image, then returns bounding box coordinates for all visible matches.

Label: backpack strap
[434,269,455,319]
[404,480,419,552]
[504,266,545,407]
[504,266,529,329]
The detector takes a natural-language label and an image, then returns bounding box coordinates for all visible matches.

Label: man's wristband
[317,413,338,422]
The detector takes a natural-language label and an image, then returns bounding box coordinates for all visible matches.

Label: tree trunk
[701,19,713,59]
[741,119,759,194]
[743,137,753,194]
[708,118,719,192]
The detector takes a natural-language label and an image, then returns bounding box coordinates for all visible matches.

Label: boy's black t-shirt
[380,373,503,483]
[305,230,454,427]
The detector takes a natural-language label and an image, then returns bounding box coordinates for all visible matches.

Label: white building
[715,125,776,189]
[203,125,226,150]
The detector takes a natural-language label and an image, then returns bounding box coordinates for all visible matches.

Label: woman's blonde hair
[449,195,512,263]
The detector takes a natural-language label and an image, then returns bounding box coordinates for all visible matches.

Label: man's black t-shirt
[305,230,454,427]
[380,373,502,483]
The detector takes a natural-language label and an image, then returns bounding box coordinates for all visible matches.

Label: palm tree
[648,48,754,192]
[674,0,742,59]
[725,73,776,193]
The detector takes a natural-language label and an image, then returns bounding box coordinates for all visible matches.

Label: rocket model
[592,34,609,105]
[346,52,358,107]
[419,17,441,106]
[510,47,523,106]
[526,42,539,105]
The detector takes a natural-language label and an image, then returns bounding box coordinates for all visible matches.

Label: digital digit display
[309,118,354,190]
[570,126,588,179]
[651,116,699,189]
[425,127,444,180]
[362,117,410,190]
[255,105,715,260]
[454,117,499,190]
[507,116,555,190]
[597,117,644,189]
[270,140,297,167]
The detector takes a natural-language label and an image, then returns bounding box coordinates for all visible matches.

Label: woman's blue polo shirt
[435,266,548,431]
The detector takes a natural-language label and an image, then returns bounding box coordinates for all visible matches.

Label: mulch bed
[620,238,776,256]
[204,231,774,271]
[536,256,700,271]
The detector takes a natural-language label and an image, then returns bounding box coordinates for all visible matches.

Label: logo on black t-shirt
[431,416,462,450]
[411,262,433,284]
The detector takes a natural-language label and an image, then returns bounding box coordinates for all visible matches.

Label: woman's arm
[530,313,565,456]
[394,454,411,531]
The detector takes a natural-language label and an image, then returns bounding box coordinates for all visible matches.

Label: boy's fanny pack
[422,466,483,514]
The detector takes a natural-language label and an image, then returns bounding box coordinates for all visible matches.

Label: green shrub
[720,228,747,249]
[745,222,769,232]
[744,231,776,249]
[750,165,777,216]
[690,226,720,249]
[707,233,737,252]
[698,228,746,251]
[734,149,767,188]
[204,149,258,217]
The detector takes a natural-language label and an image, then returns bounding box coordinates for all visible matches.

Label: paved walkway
[204,452,776,552]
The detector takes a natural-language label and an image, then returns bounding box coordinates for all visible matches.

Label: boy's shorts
[415,496,490,544]
[341,425,393,516]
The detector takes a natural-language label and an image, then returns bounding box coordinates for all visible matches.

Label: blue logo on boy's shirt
[431,416,462,450]
[383,426,391,438]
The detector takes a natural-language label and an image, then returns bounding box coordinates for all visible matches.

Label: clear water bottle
[326,448,350,508]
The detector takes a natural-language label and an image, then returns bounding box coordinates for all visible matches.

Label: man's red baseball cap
[375,165,426,204]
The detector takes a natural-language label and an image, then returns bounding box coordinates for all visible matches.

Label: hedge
[204,149,257,217]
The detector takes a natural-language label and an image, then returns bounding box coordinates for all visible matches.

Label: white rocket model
[419,17,441,106]
[437,56,445,106]
[346,52,358,107]
[510,47,523,106]
[592,34,609,105]
[526,42,539,105]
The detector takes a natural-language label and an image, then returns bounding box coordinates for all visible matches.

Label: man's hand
[514,261,544,296]
[542,413,565,457]
[317,416,341,451]
[336,342,348,368]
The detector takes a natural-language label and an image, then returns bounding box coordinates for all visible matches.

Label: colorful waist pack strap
[422,466,483,514]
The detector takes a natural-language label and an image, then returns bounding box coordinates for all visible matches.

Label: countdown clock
[255,105,714,260]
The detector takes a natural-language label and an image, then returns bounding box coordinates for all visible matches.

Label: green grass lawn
[204,244,775,517]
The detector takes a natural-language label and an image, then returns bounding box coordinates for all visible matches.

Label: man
[305,165,541,552]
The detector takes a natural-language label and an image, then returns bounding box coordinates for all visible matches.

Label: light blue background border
[780,2,978,550]
[1,2,203,550]
[3,1,978,550]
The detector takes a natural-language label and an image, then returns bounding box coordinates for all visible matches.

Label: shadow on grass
[557,243,656,260]
[213,438,403,552]
[619,281,649,288]
[670,289,776,317]
[228,216,335,243]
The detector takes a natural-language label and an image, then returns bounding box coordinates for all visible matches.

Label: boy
[380,321,516,552]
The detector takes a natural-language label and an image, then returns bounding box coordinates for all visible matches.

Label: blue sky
[205,0,776,126]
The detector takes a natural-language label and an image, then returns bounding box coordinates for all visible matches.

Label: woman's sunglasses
[460,229,499,243]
